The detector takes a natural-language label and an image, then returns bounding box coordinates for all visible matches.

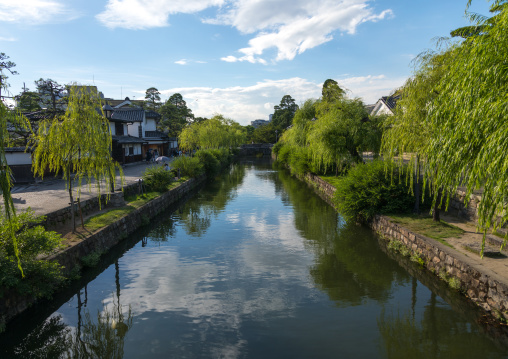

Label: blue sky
[0,0,492,125]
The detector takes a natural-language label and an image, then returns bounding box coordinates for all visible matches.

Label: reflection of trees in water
[168,164,247,239]
[378,292,507,358]
[66,260,133,358]
[11,315,70,358]
[275,167,409,306]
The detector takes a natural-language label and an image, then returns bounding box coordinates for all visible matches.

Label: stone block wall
[372,215,508,321]
[304,173,337,199]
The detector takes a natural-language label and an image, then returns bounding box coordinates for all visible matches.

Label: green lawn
[388,214,464,247]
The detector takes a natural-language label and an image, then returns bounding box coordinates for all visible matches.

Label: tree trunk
[432,189,441,222]
[68,176,76,232]
[413,155,420,215]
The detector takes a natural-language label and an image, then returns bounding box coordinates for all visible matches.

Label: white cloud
[97,0,225,30]
[156,75,404,124]
[160,77,321,125]
[175,59,207,65]
[0,0,78,24]
[213,0,393,62]
[0,36,16,41]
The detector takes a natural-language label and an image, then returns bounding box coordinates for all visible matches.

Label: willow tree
[381,47,453,216]
[424,0,508,251]
[307,97,368,175]
[32,85,123,232]
[179,114,246,151]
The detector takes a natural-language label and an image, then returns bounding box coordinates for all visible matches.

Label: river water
[2,160,508,358]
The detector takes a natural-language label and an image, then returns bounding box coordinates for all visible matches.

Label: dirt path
[438,214,508,283]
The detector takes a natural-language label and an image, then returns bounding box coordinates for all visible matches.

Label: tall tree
[144,87,161,112]
[158,93,194,137]
[0,57,31,272]
[424,0,508,251]
[179,114,246,151]
[322,79,345,103]
[32,85,123,232]
[15,90,41,113]
[35,78,65,110]
[382,48,452,217]
[0,52,18,101]
[308,97,369,175]
[271,95,298,130]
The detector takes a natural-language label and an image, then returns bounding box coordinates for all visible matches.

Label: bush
[171,156,204,178]
[195,149,221,177]
[0,210,65,299]
[209,148,231,165]
[288,147,310,175]
[142,165,174,192]
[333,160,416,222]
[277,144,292,164]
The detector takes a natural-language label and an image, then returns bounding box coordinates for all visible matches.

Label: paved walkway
[9,161,162,216]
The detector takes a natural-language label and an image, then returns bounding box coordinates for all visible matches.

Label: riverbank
[0,174,206,327]
[303,172,508,325]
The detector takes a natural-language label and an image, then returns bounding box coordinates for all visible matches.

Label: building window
[129,146,134,155]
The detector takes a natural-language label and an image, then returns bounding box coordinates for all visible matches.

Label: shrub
[171,156,204,178]
[288,147,311,175]
[333,160,416,222]
[142,165,174,192]
[0,210,65,299]
[196,149,221,177]
[277,144,292,165]
[209,148,231,165]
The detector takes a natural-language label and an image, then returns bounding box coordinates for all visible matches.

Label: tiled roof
[4,147,29,152]
[381,95,401,111]
[145,110,161,119]
[23,109,64,120]
[145,130,168,138]
[111,108,144,123]
[112,135,146,144]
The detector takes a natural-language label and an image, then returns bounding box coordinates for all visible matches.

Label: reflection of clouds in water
[226,213,240,224]
[237,170,277,200]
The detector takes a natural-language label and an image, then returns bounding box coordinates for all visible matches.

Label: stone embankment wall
[43,185,135,230]
[372,215,508,321]
[303,172,508,322]
[1,176,205,325]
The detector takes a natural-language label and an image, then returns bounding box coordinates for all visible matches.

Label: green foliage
[158,93,193,137]
[142,165,174,192]
[0,210,62,259]
[81,250,104,268]
[333,161,416,222]
[32,84,123,232]
[0,255,65,299]
[272,95,298,130]
[195,149,221,177]
[171,156,204,178]
[179,114,246,151]
[0,209,65,298]
[251,122,276,143]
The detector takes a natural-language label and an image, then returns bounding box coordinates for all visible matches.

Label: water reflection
[2,161,508,358]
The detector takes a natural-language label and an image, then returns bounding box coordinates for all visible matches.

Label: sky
[0,0,493,125]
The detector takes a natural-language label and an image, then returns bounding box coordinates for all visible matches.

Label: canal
[1,160,508,358]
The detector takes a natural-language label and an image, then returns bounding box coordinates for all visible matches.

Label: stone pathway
[8,161,164,216]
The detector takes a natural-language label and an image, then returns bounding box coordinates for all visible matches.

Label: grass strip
[388,214,464,247]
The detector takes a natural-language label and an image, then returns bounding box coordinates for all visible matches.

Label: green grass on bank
[84,178,188,232]
[319,175,342,188]
[388,214,464,247]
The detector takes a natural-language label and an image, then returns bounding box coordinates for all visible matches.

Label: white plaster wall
[5,152,32,165]
[145,118,157,131]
